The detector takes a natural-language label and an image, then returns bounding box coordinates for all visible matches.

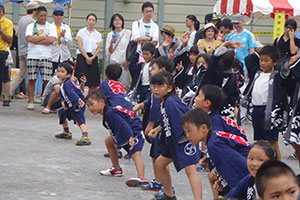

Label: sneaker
[154,187,175,199]
[27,103,34,110]
[288,152,297,160]
[2,100,10,106]
[75,136,91,146]
[55,131,72,139]
[141,179,162,191]
[99,167,123,177]
[33,98,41,104]
[155,193,177,200]
[126,177,149,187]
[103,151,123,158]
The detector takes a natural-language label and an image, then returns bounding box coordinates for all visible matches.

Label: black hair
[186,15,200,31]
[181,108,211,130]
[86,13,97,21]
[153,56,174,73]
[142,1,154,11]
[142,43,156,55]
[109,13,124,31]
[105,63,122,81]
[189,45,199,55]
[58,61,73,75]
[255,160,299,198]
[220,18,233,30]
[204,13,213,23]
[285,19,297,31]
[37,6,47,14]
[200,84,224,114]
[86,90,106,102]
[232,58,244,76]
[150,71,176,98]
[250,140,277,160]
[259,45,280,62]
[27,8,36,15]
[193,53,210,74]
[218,50,235,70]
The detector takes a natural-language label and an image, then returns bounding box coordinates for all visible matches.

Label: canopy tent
[8,0,70,4]
[213,0,300,19]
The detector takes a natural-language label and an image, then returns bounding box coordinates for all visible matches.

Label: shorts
[42,92,62,109]
[252,105,279,141]
[58,107,86,125]
[150,136,164,160]
[161,137,200,172]
[27,58,53,81]
[122,134,144,157]
[3,65,10,83]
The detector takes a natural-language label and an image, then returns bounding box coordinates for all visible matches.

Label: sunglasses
[54,12,64,16]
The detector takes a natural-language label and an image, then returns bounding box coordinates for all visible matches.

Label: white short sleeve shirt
[76,27,102,55]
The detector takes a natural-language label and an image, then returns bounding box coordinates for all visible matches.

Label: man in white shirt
[131,1,159,55]
[25,6,57,110]
[51,7,72,75]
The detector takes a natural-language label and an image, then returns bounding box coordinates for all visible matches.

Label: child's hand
[199,156,207,168]
[148,126,162,139]
[62,101,67,109]
[197,41,205,51]
[181,32,190,45]
[213,180,223,192]
[80,75,87,84]
[129,136,135,151]
[78,99,85,108]
[176,61,183,71]
[288,55,300,67]
[133,103,144,114]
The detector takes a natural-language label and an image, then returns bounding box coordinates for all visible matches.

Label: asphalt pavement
[0,99,299,200]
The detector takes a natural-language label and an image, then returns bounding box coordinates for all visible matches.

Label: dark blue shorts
[252,105,279,141]
[58,107,86,125]
[150,136,164,160]
[122,134,145,157]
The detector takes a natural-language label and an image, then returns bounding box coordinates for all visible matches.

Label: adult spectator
[51,7,72,75]
[131,1,159,56]
[25,6,57,110]
[41,74,61,114]
[106,13,131,90]
[226,14,257,72]
[74,13,101,92]
[0,2,13,98]
[156,25,180,57]
[273,19,300,60]
[185,15,199,50]
[193,13,218,45]
[10,2,38,97]
[197,23,222,55]
[219,18,234,42]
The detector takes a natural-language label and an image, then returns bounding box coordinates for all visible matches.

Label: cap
[0,1,4,8]
[211,13,218,21]
[232,14,244,23]
[161,25,175,36]
[27,2,39,10]
[201,23,218,35]
[53,7,64,14]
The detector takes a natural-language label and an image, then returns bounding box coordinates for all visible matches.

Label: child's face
[197,57,208,69]
[259,55,277,73]
[261,174,299,200]
[168,48,175,60]
[194,90,210,112]
[142,50,155,63]
[247,146,270,177]
[189,53,198,64]
[151,83,172,100]
[183,122,208,146]
[57,66,71,82]
[151,63,164,76]
[86,98,105,115]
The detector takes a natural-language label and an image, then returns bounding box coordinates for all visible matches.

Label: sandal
[42,108,50,114]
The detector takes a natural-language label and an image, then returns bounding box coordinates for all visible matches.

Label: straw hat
[161,25,175,36]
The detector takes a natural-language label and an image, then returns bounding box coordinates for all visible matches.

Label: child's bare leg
[269,141,281,160]
[208,169,219,199]
[78,124,88,133]
[105,136,119,167]
[155,155,173,197]
[131,151,145,177]
[293,144,300,168]
[152,157,169,182]
[185,164,202,200]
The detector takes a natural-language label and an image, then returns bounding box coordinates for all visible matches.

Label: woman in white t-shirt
[106,13,131,90]
[75,13,102,91]
[185,15,200,51]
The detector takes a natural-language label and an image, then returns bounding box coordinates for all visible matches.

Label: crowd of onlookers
[2,0,300,199]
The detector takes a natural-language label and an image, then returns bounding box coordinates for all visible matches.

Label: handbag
[125,21,140,62]
[0,50,9,61]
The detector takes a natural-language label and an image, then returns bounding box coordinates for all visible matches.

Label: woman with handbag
[75,13,102,91]
[106,14,131,90]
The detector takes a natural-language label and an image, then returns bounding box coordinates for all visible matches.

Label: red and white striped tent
[214,0,300,19]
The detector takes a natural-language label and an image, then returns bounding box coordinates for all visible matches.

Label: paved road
[0,99,299,200]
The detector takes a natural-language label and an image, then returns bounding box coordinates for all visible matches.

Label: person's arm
[131,20,152,43]
[289,30,299,55]
[37,36,56,45]
[249,47,255,54]
[77,36,89,59]
[61,25,72,45]
[0,24,12,44]
[90,41,101,60]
